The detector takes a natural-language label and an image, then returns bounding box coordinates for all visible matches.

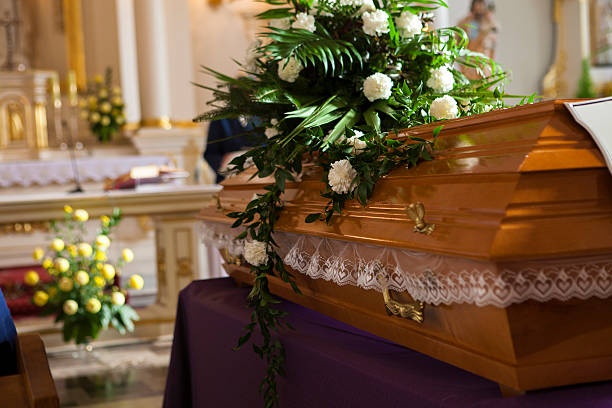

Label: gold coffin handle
[406,202,435,235]
[378,273,424,324]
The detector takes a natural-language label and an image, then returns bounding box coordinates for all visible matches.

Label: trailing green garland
[198,1,530,406]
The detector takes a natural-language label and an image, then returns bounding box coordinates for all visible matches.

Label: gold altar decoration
[62,0,86,90]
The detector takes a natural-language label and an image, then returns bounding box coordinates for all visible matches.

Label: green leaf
[305,213,320,223]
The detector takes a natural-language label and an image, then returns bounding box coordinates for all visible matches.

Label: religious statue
[0,0,24,71]
[458,0,499,78]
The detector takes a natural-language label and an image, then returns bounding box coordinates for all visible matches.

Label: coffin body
[199,100,612,393]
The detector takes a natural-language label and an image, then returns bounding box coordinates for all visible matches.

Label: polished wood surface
[199,100,612,392]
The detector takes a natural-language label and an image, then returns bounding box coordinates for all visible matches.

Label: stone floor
[48,339,171,407]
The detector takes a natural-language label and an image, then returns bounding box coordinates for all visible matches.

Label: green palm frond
[260,28,363,76]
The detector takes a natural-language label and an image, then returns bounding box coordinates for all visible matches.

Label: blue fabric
[0,289,17,375]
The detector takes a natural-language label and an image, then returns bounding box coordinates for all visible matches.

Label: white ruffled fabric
[0,156,170,188]
[200,221,612,307]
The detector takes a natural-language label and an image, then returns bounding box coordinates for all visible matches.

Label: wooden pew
[0,334,58,408]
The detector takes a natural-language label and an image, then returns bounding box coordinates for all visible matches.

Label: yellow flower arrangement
[28,206,141,345]
[80,68,125,143]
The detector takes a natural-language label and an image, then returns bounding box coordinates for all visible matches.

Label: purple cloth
[163,278,612,407]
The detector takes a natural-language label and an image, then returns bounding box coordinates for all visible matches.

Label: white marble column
[115,0,141,129]
[133,0,172,128]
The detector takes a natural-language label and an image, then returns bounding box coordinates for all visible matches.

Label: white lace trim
[0,156,171,188]
[200,221,612,307]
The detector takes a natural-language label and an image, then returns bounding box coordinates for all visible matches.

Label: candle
[67,70,78,107]
[579,0,589,60]
[50,74,62,109]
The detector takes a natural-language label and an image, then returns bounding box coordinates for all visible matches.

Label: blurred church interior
[0,0,611,407]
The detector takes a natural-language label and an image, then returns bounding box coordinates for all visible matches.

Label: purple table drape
[163,278,612,408]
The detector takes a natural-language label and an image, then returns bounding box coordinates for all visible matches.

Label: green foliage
[195,0,520,406]
[577,57,597,99]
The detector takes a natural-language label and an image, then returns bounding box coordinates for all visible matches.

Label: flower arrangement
[80,68,126,143]
[198,0,532,405]
[25,206,143,345]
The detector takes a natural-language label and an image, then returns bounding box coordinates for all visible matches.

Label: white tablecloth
[0,155,171,188]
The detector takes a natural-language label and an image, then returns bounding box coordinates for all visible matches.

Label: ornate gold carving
[377,272,424,323]
[141,117,172,130]
[177,257,193,277]
[62,0,87,89]
[0,221,50,234]
[222,248,242,266]
[137,216,154,233]
[34,102,48,148]
[405,202,435,235]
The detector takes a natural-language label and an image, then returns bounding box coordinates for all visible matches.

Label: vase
[71,341,97,361]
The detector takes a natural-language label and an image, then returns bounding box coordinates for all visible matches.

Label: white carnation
[426,66,455,93]
[430,95,459,120]
[357,0,376,15]
[244,240,268,267]
[336,130,367,153]
[362,10,389,36]
[328,159,358,194]
[292,12,316,32]
[363,72,393,102]
[269,18,291,30]
[278,57,304,83]
[395,11,422,38]
[265,127,279,138]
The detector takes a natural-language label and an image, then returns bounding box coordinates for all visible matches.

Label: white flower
[328,159,358,194]
[483,104,493,112]
[270,118,278,125]
[430,95,459,120]
[292,12,316,32]
[111,291,125,306]
[362,10,389,36]
[310,0,334,17]
[426,66,455,93]
[244,240,268,267]
[395,11,422,38]
[265,127,279,139]
[338,130,367,153]
[363,73,393,102]
[278,57,304,83]
[357,0,376,15]
[269,18,291,30]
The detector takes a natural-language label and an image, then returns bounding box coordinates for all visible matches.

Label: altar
[0,183,221,345]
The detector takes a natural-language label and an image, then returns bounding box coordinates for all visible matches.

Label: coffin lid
[200,100,612,263]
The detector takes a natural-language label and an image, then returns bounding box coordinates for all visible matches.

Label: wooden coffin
[199,100,612,395]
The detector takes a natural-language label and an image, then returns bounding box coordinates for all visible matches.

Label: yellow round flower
[48,287,57,299]
[112,86,121,95]
[86,298,101,314]
[111,96,123,106]
[32,247,44,261]
[129,274,144,290]
[59,277,74,292]
[100,102,112,113]
[33,291,48,307]
[94,74,104,83]
[67,245,78,257]
[42,257,53,270]
[78,99,87,108]
[95,235,110,248]
[74,209,89,222]
[50,238,64,252]
[116,115,125,125]
[100,116,111,126]
[122,248,134,263]
[79,110,89,120]
[64,205,73,213]
[75,270,89,285]
[99,89,108,98]
[87,95,98,104]
[90,112,101,123]
[111,291,125,306]
[95,262,103,270]
[77,243,93,257]
[24,270,39,286]
[102,264,116,280]
[93,276,106,288]
[54,257,70,273]
[100,216,110,226]
[94,251,107,262]
[63,299,78,315]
